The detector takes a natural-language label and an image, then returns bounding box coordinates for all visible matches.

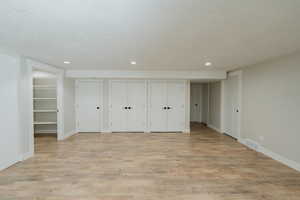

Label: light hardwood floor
[0,123,300,200]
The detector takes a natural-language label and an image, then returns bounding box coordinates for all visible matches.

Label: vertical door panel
[149,81,167,131]
[167,81,185,132]
[231,75,239,139]
[127,81,146,132]
[77,81,100,132]
[110,81,127,132]
[224,75,239,139]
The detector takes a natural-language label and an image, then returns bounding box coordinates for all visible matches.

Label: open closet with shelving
[33,72,58,136]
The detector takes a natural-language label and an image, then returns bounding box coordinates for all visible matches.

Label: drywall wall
[241,52,300,165]
[190,84,202,122]
[0,54,21,170]
[208,82,221,131]
[19,59,34,158]
[201,83,209,124]
[63,78,76,138]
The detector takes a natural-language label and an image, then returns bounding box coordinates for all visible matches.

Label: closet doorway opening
[190,82,209,131]
[32,70,62,144]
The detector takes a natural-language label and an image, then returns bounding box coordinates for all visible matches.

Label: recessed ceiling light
[64,61,71,64]
[130,61,137,65]
[205,62,212,66]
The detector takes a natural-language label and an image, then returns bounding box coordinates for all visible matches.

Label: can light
[205,62,212,66]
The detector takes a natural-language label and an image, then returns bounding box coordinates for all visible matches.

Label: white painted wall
[63,78,76,138]
[190,84,202,122]
[201,84,209,124]
[208,81,222,131]
[0,53,21,170]
[19,58,34,159]
[241,52,300,166]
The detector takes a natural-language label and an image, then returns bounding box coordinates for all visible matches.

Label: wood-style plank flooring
[0,123,300,200]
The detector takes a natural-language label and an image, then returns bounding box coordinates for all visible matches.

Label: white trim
[66,70,226,80]
[239,139,300,172]
[185,80,190,132]
[207,124,222,133]
[102,129,112,133]
[260,146,300,172]
[0,158,20,171]
[220,80,225,133]
[27,59,63,73]
[60,129,77,140]
[56,72,65,141]
[21,151,34,161]
[27,59,65,142]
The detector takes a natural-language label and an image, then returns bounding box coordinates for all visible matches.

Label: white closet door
[149,81,167,132]
[224,74,240,139]
[167,81,185,132]
[77,81,101,132]
[110,81,127,132]
[127,81,146,132]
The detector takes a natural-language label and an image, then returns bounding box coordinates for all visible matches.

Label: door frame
[221,70,242,140]
[28,59,65,141]
[75,79,104,133]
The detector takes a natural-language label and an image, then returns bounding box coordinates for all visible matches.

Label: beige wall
[241,52,300,164]
[208,81,221,130]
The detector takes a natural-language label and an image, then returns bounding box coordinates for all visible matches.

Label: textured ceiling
[0,0,300,71]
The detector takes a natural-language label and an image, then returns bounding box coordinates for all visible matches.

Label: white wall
[241,52,300,166]
[201,83,209,124]
[63,78,76,138]
[208,81,222,131]
[0,54,22,170]
[190,83,202,122]
[19,58,34,158]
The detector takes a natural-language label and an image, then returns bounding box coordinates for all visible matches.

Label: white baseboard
[21,151,34,161]
[260,146,300,172]
[102,129,112,133]
[207,124,222,133]
[239,138,300,172]
[184,129,190,133]
[60,129,77,140]
[0,158,20,171]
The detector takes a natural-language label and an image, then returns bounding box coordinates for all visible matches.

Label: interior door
[77,81,101,132]
[167,81,185,132]
[224,74,239,139]
[127,81,146,132]
[149,81,167,132]
[110,81,127,132]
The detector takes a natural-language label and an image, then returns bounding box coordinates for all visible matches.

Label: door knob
[96,106,100,110]
[124,107,128,109]
[163,106,167,110]
[167,106,171,109]
[128,106,132,109]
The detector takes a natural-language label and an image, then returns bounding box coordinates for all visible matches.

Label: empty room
[1,0,300,199]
